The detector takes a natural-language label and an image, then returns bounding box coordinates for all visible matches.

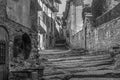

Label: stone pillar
[70,2,76,47]
[71,2,76,35]
[76,5,83,32]
[84,13,93,50]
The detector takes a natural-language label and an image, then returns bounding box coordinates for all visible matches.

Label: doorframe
[0,25,9,80]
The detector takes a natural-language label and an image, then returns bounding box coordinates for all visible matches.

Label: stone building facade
[86,0,120,51]
[37,0,61,50]
[62,0,84,49]
[63,0,120,51]
[0,0,40,79]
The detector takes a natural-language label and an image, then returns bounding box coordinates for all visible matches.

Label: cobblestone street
[40,49,120,80]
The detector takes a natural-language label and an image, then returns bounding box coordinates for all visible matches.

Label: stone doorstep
[61,70,120,80]
[9,68,44,80]
[70,78,120,80]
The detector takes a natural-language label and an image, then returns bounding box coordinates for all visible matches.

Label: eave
[55,0,62,4]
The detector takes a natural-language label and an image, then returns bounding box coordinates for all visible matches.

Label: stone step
[43,74,65,80]
[42,52,111,60]
[43,58,114,79]
[48,58,113,68]
[44,64,112,76]
[56,65,112,73]
[43,69,120,80]
[70,78,120,80]
[41,49,118,80]
[74,70,120,76]
[48,54,111,62]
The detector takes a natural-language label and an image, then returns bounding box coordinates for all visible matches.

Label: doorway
[0,26,9,80]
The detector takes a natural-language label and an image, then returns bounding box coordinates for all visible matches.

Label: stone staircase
[40,49,120,80]
[54,39,68,50]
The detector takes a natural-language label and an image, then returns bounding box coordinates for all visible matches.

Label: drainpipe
[85,23,87,50]
[51,12,53,48]
[84,13,93,50]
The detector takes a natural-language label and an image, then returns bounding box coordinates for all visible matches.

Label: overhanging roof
[55,0,62,4]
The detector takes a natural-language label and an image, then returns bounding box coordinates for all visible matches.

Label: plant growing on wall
[91,0,107,19]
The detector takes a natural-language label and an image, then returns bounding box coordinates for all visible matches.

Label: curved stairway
[40,49,120,80]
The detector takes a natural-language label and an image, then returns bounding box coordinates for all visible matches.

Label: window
[0,40,6,64]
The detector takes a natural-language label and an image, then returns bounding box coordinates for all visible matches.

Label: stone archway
[13,33,32,60]
[0,26,9,80]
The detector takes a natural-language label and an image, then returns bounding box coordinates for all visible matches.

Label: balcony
[47,0,59,12]
[52,2,59,12]
[41,0,59,12]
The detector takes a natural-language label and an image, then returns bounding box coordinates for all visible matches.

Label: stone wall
[70,3,120,51]
[0,18,38,71]
[70,30,85,49]
[70,16,120,51]
[7,0,31,28]
[86,3,120,51]
[87,17,120,51]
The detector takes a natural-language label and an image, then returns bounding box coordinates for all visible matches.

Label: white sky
[58,0,67,17]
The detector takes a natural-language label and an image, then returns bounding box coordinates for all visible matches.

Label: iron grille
[0,40,6,64]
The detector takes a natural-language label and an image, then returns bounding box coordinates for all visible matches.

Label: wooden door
[0,26,9,80]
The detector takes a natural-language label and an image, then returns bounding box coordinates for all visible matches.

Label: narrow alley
[1,0,120,80]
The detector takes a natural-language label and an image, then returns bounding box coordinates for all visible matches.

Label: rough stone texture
[70,78,120,80]
[96,3,120,26]
[70,3,120,51]
[0,18,35,70]
[0,0,41,80]
[71,30,85,49]
[87,17,120,51]
[0,0,39,71]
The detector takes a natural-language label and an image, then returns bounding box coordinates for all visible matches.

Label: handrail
[96,3,120,26]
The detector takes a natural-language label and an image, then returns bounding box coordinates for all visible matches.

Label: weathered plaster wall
[86,2,120,51]
[87,17,120,51]
[69,16,120,51]
[69,2,120,51]
[7,0,31,28]
[65,0,84,48]
[76,5,83,32]
[71,30,85,49]
[70,2,76,35]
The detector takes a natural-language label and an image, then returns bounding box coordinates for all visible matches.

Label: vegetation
[91,0,107,19]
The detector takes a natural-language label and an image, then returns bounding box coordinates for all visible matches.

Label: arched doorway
[0,26,9,80]
[13,33,32,60]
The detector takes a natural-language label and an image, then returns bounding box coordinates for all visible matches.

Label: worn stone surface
[87,17,120,51]
[71,30,85,49]
[0,0,39,71]
[71,6,120,51]
[40,49,120,80]
[70,78,120,80]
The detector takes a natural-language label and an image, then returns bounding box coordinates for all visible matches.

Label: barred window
[0,40,6,64]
